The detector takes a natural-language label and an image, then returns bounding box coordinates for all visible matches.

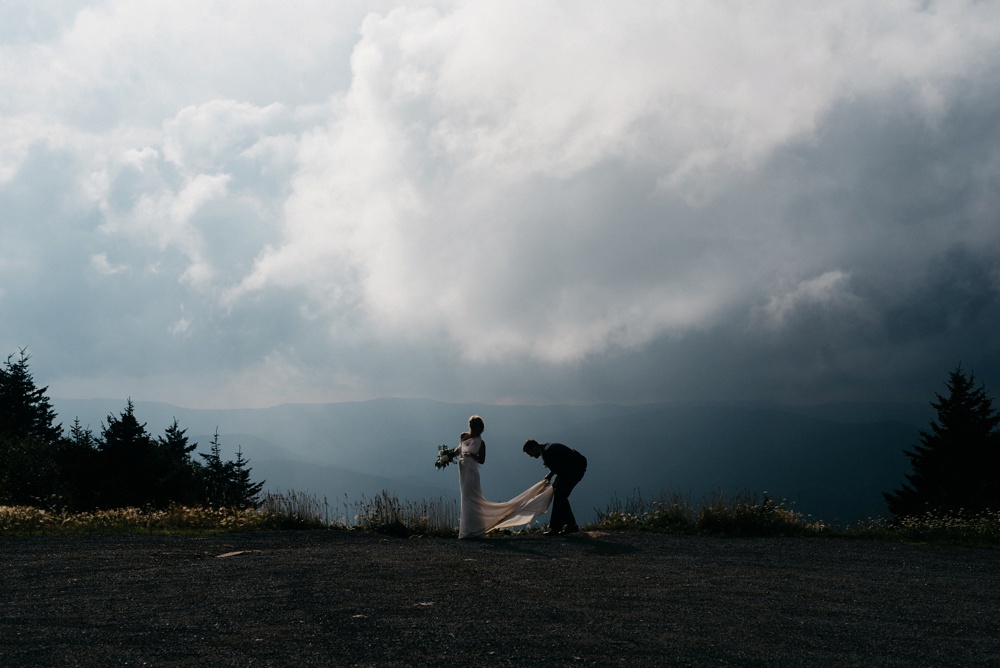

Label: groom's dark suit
[539,442,587,532]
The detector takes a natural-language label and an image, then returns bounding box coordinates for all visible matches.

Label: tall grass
[350,491,460,537]
[593,490,1000,546]
[839,508,1000,547]
[259,490,336,528]
[0,504,301,535]
[0,490,461,537]
[4,490,999,546]
[260,489,461,535]
[595,490,828,538]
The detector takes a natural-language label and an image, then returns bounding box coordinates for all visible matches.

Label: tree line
[0,349,263,511]
[2,347,997,520]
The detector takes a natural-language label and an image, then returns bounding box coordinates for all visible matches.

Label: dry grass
[841,508,1000,547]
[0,489,461,537]
[595,490,828,537]
[4,490,998,547]
[0,504,291,535]
[593,490,1000,546]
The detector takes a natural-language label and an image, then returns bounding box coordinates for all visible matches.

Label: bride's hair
[468,415,485,434]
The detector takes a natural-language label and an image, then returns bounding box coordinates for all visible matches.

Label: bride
[455,415,553,540]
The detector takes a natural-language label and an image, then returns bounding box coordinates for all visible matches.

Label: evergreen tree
[199,428,231,507]
[885,366,1000,518]
[68,417,97,450]
[155,419,201,506]
[0,434,57,505]
[97,399,157,508]
[229,446,265,509]
[0,349,62,443]
[0,349,62,505]
[198,430,265,508]
[53,418,100,510]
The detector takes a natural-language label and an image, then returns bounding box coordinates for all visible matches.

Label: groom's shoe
[562,524,580,534]
[541,527,561,536]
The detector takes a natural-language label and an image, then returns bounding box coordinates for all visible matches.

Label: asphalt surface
[1,530,998,666]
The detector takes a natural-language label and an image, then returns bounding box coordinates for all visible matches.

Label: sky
[2,1,999,409]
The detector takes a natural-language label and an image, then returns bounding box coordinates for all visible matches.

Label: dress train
[458,437,553,539]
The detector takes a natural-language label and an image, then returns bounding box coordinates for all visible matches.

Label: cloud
[230,2,1000,364]
[1,1,999,407]
[90,252,127,276]
[761,271,862,328]
[162,101,295,176]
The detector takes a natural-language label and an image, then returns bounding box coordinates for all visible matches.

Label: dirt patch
[2,530,998,666]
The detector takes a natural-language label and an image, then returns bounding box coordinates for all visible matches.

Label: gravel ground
[1,529,998,667]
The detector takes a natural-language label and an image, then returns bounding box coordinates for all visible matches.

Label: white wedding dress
[458,436,553,539]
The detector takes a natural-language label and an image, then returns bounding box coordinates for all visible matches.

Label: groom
[523,440,587,536]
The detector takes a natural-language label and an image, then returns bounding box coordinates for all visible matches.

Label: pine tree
[155,418,201,506]
[0,349,62,505]
[229,446,265,509]
[54,418,100,510]
[199,428,231,507]
[0,349,62,443]
[97,399,157,508]
[0,434,57,505]
[68,417,97,450]
[198,430,265,508]
[885,367,1000,518]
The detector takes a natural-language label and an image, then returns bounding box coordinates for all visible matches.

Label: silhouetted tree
[0,349,62,505]
[885,366,1000,518]
[199,428,230,506]
[97,399,158,508]
[199,430,264,508]
[229,446,265,509]
[53,418,101,510]
[154,418,201,506]
[0,435,57,505]
[0,348,266,511]
[0,348,62,443]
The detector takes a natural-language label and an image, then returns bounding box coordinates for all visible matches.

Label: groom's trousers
[550,465,586,530]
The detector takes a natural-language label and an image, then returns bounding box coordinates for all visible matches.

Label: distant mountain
[51,397,929,525]
[247,458,458,520]
[555,404,918,524]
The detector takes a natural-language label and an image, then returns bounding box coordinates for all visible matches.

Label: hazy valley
[51,397,932,525]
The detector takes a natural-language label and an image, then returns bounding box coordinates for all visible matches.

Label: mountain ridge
[51,396,929,524]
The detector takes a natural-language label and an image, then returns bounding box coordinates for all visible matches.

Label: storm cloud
[2,1,998,408]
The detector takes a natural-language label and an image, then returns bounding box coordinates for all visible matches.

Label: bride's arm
[475,441,486,464]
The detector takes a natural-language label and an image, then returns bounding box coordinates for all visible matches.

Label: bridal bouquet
[435,444,456,469]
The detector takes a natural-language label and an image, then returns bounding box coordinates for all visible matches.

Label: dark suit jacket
[540,442,587,477]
